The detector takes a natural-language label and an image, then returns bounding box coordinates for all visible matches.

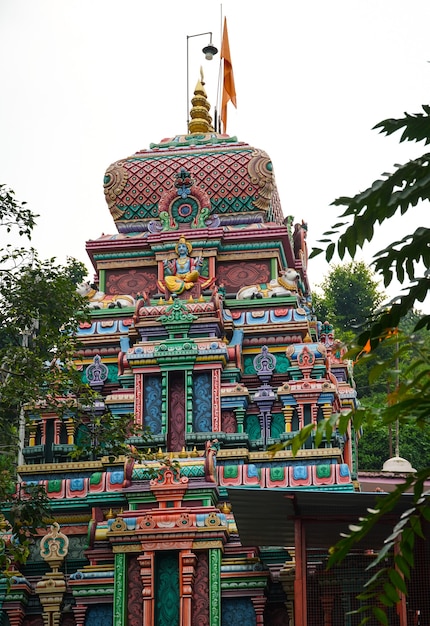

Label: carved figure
[163,237,203,294]
[293,220,309,269]
[77,282,135,309]
[236,268,300,300]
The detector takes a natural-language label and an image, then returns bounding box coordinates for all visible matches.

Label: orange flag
[220,17,237,134]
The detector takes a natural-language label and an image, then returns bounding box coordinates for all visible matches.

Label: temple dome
[103,75,283,234]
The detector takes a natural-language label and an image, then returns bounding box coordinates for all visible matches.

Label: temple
[2,73,428,626]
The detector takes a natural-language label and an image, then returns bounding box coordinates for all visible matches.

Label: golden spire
[188,67,214,134]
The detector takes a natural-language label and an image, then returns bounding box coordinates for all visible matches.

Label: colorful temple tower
[3,75,360,626]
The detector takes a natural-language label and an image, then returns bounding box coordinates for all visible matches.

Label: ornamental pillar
[251,595,267,625]
[321,402,332,420]
[282,405,294,433]
[139,551,155,626]
[65,417,75,445]
[186,369,193,433]
[35,523,69,626]
[234,407,246,433]
[113,552,127,626]
[209,548,221,626]
[28,422,38,446]
[72,603,87,626]
[3,606,25,626]
[179,549,197,626]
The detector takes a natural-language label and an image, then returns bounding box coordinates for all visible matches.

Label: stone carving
[77,281,135,309]
[236,268,300,300]
[162,237,203,295]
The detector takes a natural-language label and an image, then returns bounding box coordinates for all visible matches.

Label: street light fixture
[186,32,218,132]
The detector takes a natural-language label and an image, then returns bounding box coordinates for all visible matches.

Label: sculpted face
[177,242,188,257]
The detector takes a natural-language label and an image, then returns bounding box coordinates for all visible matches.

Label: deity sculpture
[163,237,203,294]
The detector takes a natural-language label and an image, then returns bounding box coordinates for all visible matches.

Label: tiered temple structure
[5,76,401,626]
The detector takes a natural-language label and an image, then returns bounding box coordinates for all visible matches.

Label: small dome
[382,456,416,473]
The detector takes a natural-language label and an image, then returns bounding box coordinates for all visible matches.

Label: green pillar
[99,269,106,292]
[186,369,193,433]
[270,257,278,278]
[113,552,127,626]
[209,548,221,626]
[235,407,246,434]
[161,370,168,435]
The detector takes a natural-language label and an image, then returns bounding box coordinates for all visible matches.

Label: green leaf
[388,568,407,595]
[372,606,389,625]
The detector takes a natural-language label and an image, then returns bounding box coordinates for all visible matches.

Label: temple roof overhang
[227,488,414,549]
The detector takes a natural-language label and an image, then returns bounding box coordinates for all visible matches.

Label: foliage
[70,407,149,462]
[0,483,52,580]
[308,105,430,623]
[313,261,384,341]
[358,416,430,471]
[0,185,88,456]
[0,185,89,576]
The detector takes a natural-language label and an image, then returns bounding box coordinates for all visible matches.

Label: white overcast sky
[1,0,429,305]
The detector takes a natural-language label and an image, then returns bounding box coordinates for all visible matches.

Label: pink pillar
[72,603,87,626]
[251,595,267,625]
[179,550,197,626]
[139,551,155,625]
[3,607,25,626]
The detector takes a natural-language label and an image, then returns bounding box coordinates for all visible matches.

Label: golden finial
[179,446,188,458]
[220,502,231,514]
[158,297,164,305]
[188,69,214,134]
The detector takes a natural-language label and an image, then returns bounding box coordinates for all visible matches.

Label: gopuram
[2,75,367,626]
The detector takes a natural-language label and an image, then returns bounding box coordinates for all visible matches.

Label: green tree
[313,261,384,341]
[0,185,149,577]
[0,185,92,576]
[309,105,430,623]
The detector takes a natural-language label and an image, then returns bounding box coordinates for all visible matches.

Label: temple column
[36,523,69,626]
[297,404,304,430]
[134,372,144,427]
[179,549,197,626]
[282,405,294,433]
[2,606,25,626]
[54,418,62,444]
[186,369,193,434]
[234,407,246,433]
[139,551,155,625]
[28,421,38,446]
[212,368,221,432]
[209,548,221,626]
[72,604,87,626]
[321,402,332,420]
[113,552,127,626]
[161,371,168,434]
[251,595,267,625]
[65,417,75,445]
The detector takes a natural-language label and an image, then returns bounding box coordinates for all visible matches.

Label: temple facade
[1,77,371,626]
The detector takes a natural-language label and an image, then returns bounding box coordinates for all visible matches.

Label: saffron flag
[220,17,237,134]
